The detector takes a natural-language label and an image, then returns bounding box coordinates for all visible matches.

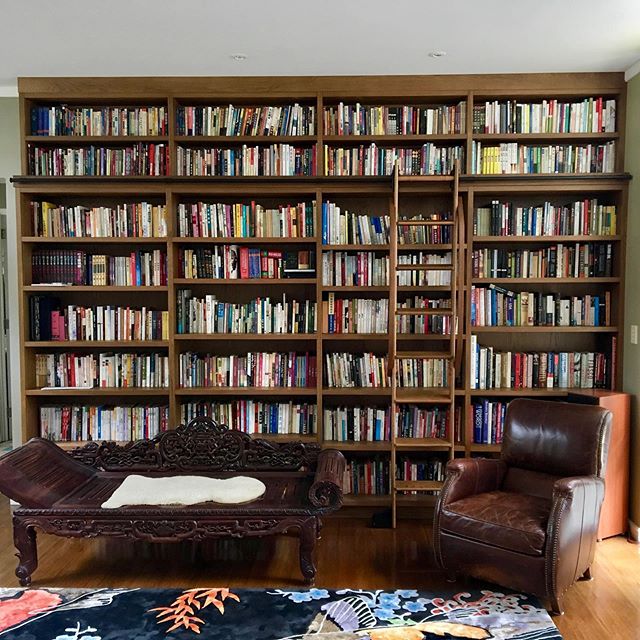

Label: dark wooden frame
[0,417,345,586]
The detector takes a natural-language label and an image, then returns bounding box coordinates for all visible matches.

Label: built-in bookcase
[14,74,629,511]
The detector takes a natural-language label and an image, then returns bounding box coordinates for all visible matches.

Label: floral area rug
[0,586,562,639]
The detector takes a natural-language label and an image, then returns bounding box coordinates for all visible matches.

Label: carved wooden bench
[0,417,345,586]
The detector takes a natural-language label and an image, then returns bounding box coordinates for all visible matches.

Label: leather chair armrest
[545,475,605,608]
[308,449,345,510]
[437,458,507,507]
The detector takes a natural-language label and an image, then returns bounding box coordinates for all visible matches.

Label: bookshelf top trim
[17,73,626,99]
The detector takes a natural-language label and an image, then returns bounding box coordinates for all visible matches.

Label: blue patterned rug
[0,587,561,639]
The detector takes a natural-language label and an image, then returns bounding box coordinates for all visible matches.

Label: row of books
[35,352,169,389]
[28,143,169,176]
[398,214,452,245]
[397,297,452,335]
[471,142,616,175]
[324,144,463,176]
[40,405,169,442]
[472,400,506,445]
[322,296,388,334]
[176,104,316,137]
[177,201,315,238]
[471,98,616,134]
[178,352,317,388]
[31,105,169,137]
[31,201,168,238]
[343,458,390,495]
[470,286,611,327]
[179,247,314,280]
[396,358,449,388]
[175,145,316,176]
[321,251,388,287]
[397,458,445,484]
[29,297,169,341]
[397,253,453,286]
[179,400,317,435]
[323,102,467,136]
[396,406,449,440]
[176,291,317,335]
[321,202,390,245]
[32,249,167,286]
[469,338,612,390]
[471,244,613,279]
[323,406,391,442]
[473,199,617,237]
[324,352,389,388]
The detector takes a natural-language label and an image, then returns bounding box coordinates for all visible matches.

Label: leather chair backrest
[500,399,611,498]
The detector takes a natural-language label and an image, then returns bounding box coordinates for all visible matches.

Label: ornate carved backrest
[68,416,320,472]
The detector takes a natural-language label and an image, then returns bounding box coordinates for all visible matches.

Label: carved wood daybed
[0,417,345,586]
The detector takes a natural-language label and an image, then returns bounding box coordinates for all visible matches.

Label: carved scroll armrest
[309,449,345,509]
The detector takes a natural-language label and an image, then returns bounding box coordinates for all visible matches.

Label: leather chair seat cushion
[440,491,551,556]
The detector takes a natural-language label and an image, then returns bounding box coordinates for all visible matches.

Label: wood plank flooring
[0,497,637,639]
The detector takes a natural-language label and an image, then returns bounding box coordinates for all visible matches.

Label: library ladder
[389,160,463,527]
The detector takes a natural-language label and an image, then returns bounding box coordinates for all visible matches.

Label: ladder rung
[395,351,453,359]
[395,308,453,316]
[396,264,453,271]
[397,220,454,226]
[395,480,444,491]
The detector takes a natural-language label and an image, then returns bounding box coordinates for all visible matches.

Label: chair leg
[14,519,38,587]
[299,519,318,586]
[549,594,564,616]
[579,566,593,581]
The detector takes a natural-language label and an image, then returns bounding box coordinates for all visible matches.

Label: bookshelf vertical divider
[13,74,630,512]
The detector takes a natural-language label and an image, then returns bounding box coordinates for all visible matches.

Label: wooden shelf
[25,135,170,143]
[395,389,452,403]
[472,326,618,333]
[23,237,169,244]
[395,438,453,449]
[473,132,619,141]
[323,440,392,451]
[174,333,318,341]
[323,134,467,143]
[473,235,621,243]
[26,388,169,396]
[322,244,389,250]
[24,285,168,292]
[175,387,318,396]
[469,444,502,452]
[469,388,571,396]
[173,236,317,244]
[174,135,317,144]
[24,340,169,348]
[472,277,620,284]
[173,278,316,285]
[322,387,392,397]
[321,285,389,292]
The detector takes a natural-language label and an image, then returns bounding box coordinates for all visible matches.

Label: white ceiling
[1,0,640,94]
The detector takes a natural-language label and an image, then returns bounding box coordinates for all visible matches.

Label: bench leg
[14,520,38,587]
[299,519,318,586]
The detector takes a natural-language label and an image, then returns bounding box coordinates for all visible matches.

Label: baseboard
[628,519,639,543]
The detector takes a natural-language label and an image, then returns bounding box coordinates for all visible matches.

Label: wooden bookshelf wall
[13,74,630,509]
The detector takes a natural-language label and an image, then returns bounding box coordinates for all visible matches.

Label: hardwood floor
[0,497,637,639]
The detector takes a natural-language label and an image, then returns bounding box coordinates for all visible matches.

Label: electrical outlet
[631,325,639,345]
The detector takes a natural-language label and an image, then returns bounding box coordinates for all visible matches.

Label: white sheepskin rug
[101,475,267,509]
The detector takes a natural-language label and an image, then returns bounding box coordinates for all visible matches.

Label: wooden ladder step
[395,308,453,316]
[396,264,453,271]
[394,480,444,491]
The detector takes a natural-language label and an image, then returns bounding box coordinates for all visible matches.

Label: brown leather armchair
[433,398,611,615]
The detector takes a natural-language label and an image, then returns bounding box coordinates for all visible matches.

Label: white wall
[0,98,22,445]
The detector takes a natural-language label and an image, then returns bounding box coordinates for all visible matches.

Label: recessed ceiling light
[230,54,248,62]
[429,51,447,58]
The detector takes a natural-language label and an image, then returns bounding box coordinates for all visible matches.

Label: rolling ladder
[389,160,463,527]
